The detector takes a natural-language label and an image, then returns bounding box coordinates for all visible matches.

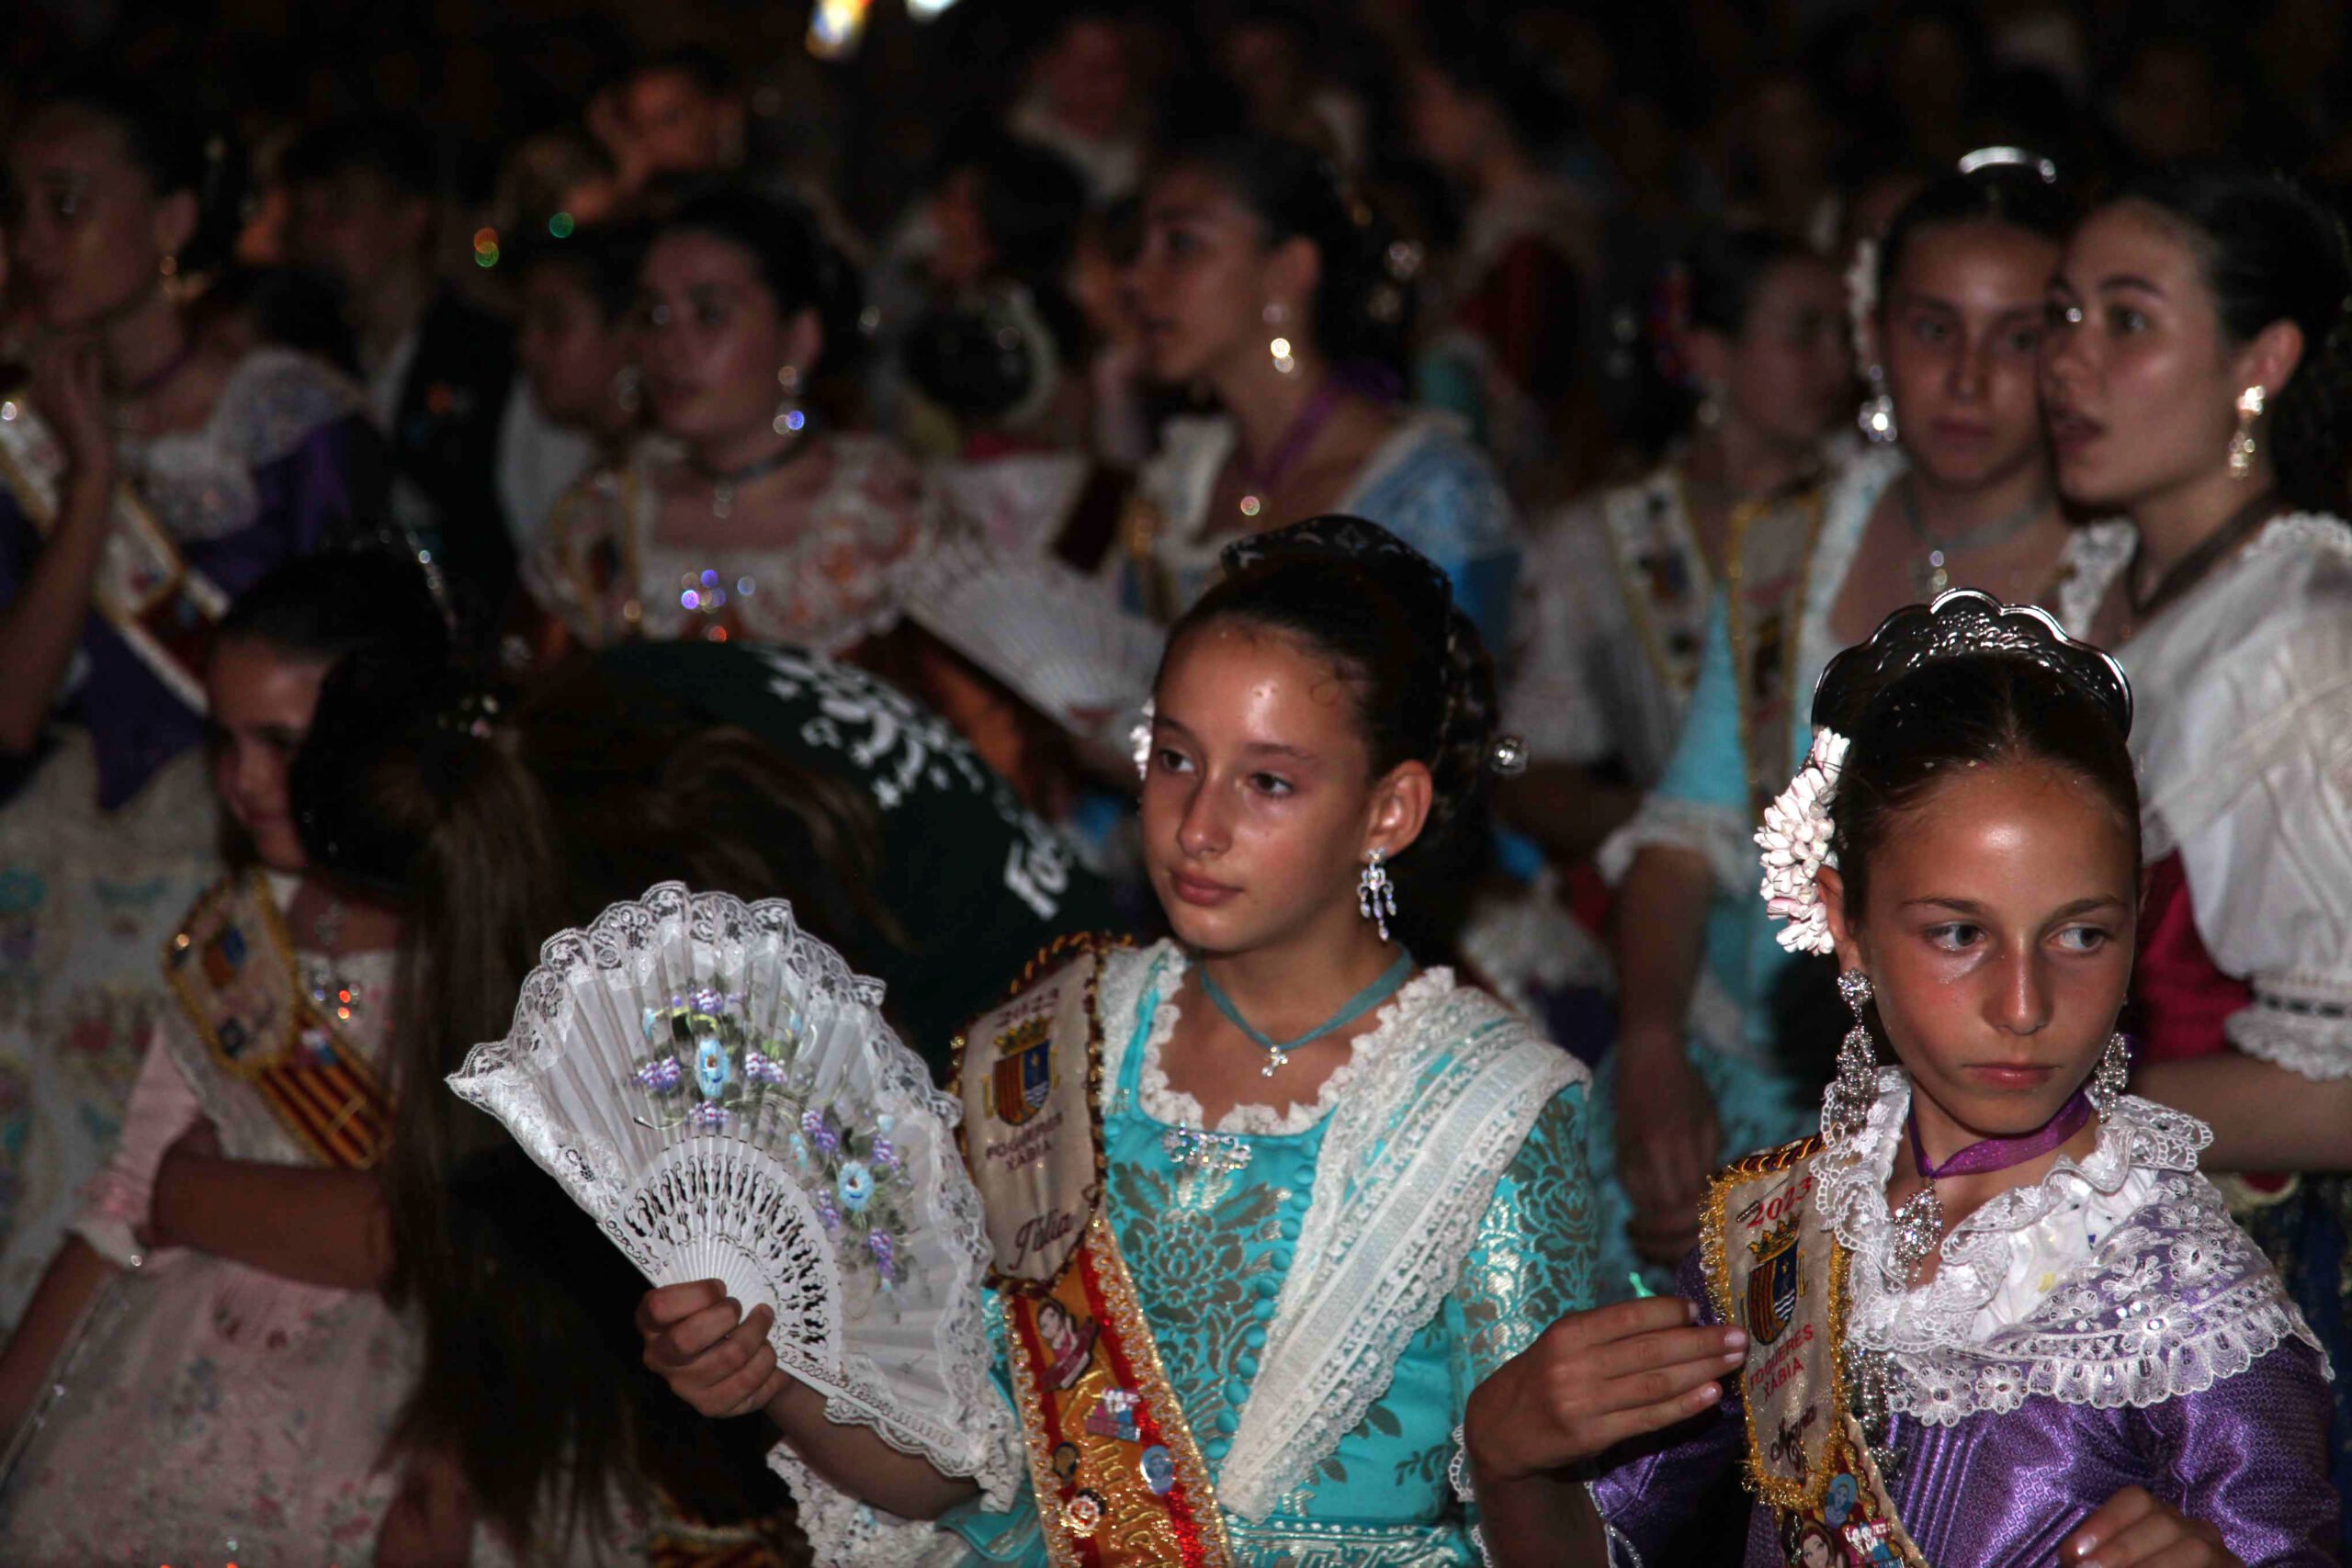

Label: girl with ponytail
[0,553,437,1561]
[639,518,1596,1566]
[2044,161,2352,1534]
[290,629,1113,1561]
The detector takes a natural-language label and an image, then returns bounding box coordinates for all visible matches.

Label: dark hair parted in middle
[650,186,865,374]
[22,76,249,276]
[2104,162,2352,514]
[1825,653,2141,922]
[1159,135,1413,374]
[1165,517,1498,951]
[1874,154,2075,304]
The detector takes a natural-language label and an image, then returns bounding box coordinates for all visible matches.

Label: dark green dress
[566,640,1116,1080]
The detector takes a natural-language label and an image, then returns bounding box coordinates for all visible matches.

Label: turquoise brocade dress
[889,942,1597,1566]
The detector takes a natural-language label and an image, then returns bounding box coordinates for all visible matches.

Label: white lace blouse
[2056,514,2352,1080]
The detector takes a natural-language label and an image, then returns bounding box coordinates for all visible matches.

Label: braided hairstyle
[1164,517,1500,952]
[2108,163,2352,514]
[1159,135,1414,376]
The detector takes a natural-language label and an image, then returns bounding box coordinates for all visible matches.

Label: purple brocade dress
[1591,1082,2342,1566]
[0,346,379,1325]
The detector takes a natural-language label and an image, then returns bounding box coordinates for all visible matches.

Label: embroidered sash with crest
[1704,1137,1929,1568]
[1724,483,1826,815]
[163,873,391,1169]
[1599,468,1713,705]
[954,934,1234,1568]
[0,399,229,714]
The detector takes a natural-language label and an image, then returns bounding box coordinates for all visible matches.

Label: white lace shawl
[1101,942,1585,1520]
[1787,445,1908,750]
[528,434,943,656]
[2053,514,2352,1080]
[1815,1071,2324,1427]
[116,346,366,541]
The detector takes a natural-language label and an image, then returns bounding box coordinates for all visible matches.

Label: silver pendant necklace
[1900,476,2049,596]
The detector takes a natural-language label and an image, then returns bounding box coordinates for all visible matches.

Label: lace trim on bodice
[1814,1071,2324,1425]
[119,347,366,542]
[1096,943,1585,1518]
[540,434,941,654]
[2052,518,2137,635]
[1128,945,1453,1135]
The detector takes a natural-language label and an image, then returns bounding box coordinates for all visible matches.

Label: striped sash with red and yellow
[164,872,392,1169]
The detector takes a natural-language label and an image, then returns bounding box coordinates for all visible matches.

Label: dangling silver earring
[1357,849,1396,942]
[1824,969,1881,1141]
[775,365,808,436]
[2227,385,2264,480]
[2090,1032,2131,1110]
[613,364,642,414]
[1264,303,1297,376]
[1859,365,1898,446]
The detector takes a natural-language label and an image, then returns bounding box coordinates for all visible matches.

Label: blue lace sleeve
[1450,1083,1600,1392]
[1446,1083,1600,1555]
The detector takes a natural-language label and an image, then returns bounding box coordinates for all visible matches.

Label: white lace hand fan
[899,531,1164,736]
[447,882,1000,1478]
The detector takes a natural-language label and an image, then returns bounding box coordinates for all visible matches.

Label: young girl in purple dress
[1462,592,2335,1566]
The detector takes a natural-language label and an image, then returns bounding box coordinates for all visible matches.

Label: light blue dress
[935,943,1596,1565]
[1126,412,1521,649]
[1585,449,1905,1297]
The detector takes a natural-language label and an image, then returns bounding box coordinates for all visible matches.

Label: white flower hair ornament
[1130,698,1155,782]
[1758,728,1850,955]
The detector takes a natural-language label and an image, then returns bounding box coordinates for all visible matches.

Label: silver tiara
[1811,588,2132,740]
[1956,145,2060,185]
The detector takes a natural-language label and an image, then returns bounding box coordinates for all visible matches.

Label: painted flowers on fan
[625,987,916,1307]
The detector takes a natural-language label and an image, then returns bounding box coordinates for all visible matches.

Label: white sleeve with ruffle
[2149,522,2352,1080]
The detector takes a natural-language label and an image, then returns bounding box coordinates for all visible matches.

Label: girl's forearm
[151,1156,392,1291]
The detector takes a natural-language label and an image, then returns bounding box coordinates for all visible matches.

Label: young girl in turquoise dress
[639,517,1596,1566]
